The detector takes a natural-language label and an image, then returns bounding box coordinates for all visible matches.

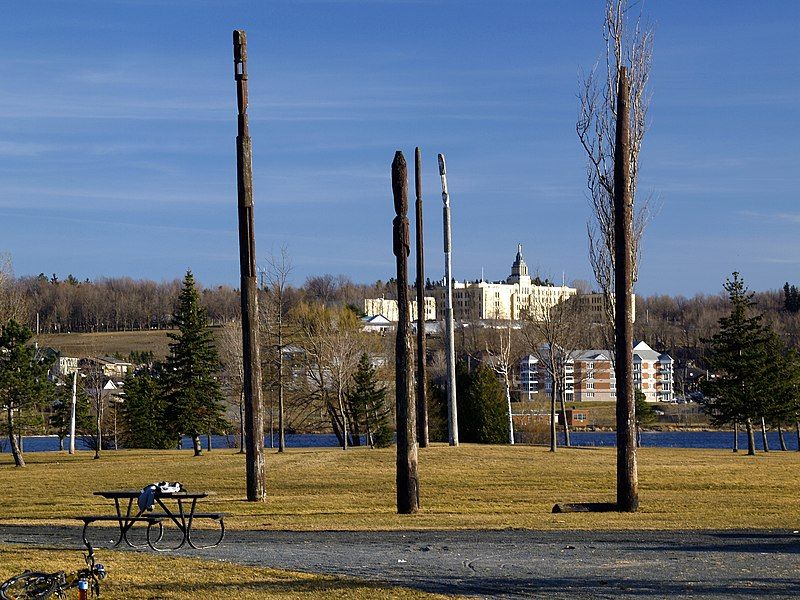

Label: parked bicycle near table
[0,545,107,599]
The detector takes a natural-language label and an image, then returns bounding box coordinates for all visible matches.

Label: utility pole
[233,29,266,502]
[438,153,458,447]
[613,67,638,512]
[392,151,420,514]
[414,148,429,448]
[69,369,77,454]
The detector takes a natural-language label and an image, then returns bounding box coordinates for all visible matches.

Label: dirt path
[1,525,798,598]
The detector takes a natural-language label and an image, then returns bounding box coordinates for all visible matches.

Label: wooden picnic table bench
[77,489,225,552]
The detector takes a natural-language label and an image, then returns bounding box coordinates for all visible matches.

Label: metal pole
[234,29,266,501]
[414,147,429,448]
[392,151,420,514]
[438,153,459,447]
[69,370,77,454]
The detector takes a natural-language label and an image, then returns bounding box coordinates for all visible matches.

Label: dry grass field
[1,444,798,531]
[0,545,459,600]
[36,330,174,359]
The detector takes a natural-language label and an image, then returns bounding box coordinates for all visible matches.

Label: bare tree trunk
[206,431,212,452]
[7,407,25,468]
[278,322,285,453]
[777,423,787,451]
[505,382,515,445]
[745,418,756,456]
[614,67,638,512]
[414,147,429,449]
[795,421,800,452]
[327,403,346,447]
[234,30,266,501]
[559,388,571,447]
[239,390,245,454]
[549,384,557,453]
[392,151,419,514]
[94,399,102,460]
[760,416,769,452]
[338,386,349,450]
[192,434,203,457]
[733,420,739,453]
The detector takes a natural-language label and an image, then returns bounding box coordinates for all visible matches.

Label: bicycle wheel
[0,572,59,600]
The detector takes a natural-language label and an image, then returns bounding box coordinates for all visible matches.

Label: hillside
[35,330,174,359]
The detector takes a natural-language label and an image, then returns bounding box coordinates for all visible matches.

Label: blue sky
[0,1,797,296]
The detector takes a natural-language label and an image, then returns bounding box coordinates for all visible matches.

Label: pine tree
[122,369,177,449]
[0,319,54,467]
[457,362,510,444]
[161,271,227,456]
[346,353,392,448]
[702,273,774,455]
[783,283,800,313]
[634,389,656,447]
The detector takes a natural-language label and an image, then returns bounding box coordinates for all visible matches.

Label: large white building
[431,245,578,321]
[366,245,632,324]
[363,297,436,322]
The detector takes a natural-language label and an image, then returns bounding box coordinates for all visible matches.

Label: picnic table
[78,489,225,552]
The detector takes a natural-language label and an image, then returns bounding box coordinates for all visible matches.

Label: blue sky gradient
[1,1,798,295]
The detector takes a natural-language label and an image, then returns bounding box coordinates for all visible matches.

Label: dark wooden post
[414,147,429,448]
[613,66,638,512]
[234,29,266,502]
[392,151,420,514]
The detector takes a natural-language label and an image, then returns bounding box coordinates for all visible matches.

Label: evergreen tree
[634,389,656,447]
[458,362,510,444]
[122,369,177,449]
[783,283,800,313]
[346,353,392,448]
[161,271,227,456]
[0,319,54,467]
[702,273,774,455]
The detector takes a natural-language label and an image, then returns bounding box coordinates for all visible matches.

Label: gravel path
[1,525,798,599]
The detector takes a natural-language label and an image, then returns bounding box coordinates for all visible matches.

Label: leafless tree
[82,361,108,460]
[218,320,245,453]
[0,253,26,325]
[292,303,370,448]
[484,322,521,445]
[523,292,590,452]
[261,246,293,453]
[578,0,653,512]
[578,0,654,348]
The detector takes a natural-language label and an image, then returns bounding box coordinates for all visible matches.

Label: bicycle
[0,546,107,599]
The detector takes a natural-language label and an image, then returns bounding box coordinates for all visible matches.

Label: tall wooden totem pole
[233,30,266,502]
[392,151,420,514]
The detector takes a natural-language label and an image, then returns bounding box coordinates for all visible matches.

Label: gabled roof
[572,349,612,362]
[633,341,662,361]
[364,314,392,325]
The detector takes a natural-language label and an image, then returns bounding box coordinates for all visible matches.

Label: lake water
[2,429,798,453]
